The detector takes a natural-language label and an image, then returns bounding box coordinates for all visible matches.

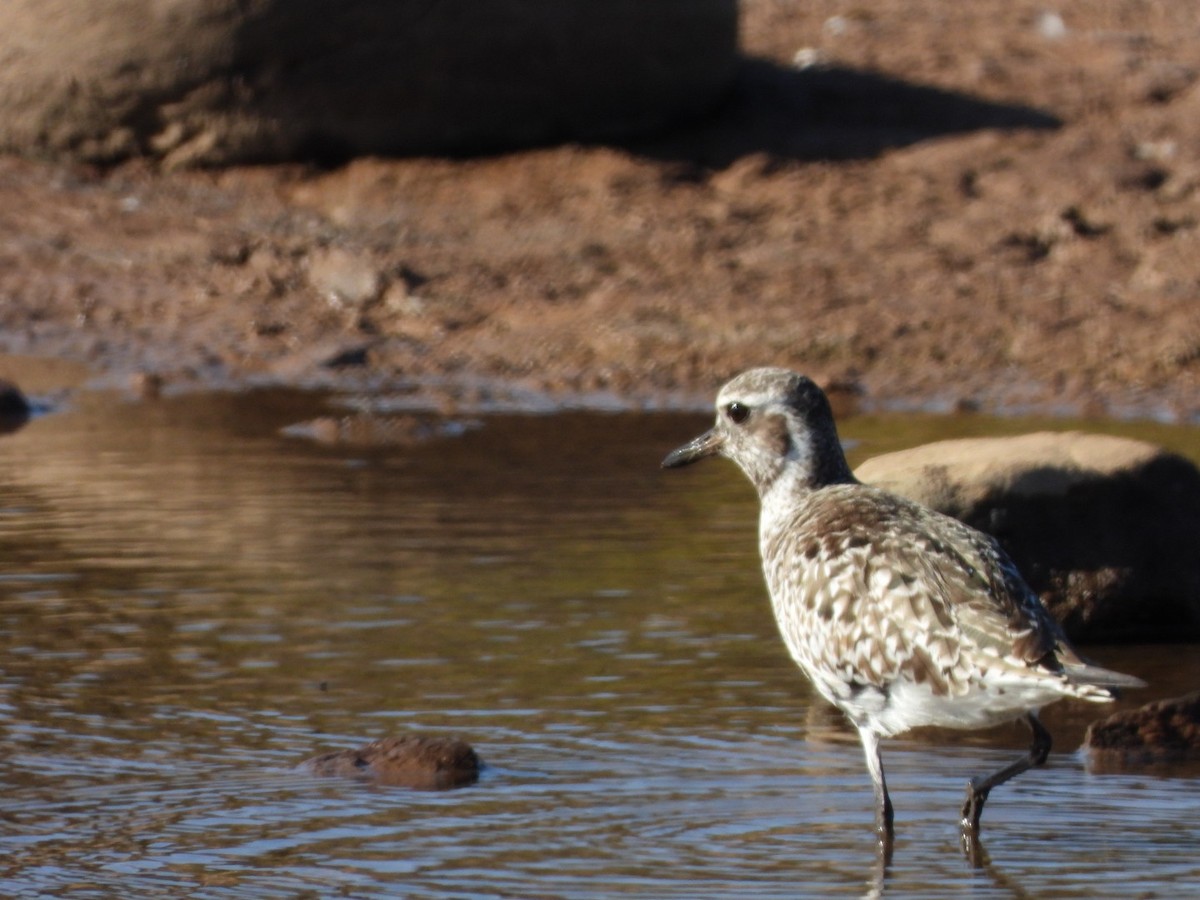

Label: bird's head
[662,367,854,495]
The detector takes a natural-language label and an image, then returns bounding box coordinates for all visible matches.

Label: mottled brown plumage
[663,367,1143,847]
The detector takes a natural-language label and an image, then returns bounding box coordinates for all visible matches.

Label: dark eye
[725,402,750,424]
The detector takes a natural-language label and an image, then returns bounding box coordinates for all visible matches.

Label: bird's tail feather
[1062,662,1146,701]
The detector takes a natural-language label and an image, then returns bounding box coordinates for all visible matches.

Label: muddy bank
[0,0,1197,418]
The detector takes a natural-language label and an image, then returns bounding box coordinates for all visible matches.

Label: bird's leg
[857,726,895,856]
[961,712,1052,834]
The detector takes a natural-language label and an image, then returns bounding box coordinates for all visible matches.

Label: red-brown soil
[1,0,1197,418]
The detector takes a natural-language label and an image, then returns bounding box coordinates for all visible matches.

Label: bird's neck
[755,450,856,534]
[756,443,856,499]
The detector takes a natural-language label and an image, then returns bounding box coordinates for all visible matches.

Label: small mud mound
[299,735,481,790]
[1085,692,1200,773]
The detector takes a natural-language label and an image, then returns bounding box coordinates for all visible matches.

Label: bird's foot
[959,826,987,868]
[960,778,989,834]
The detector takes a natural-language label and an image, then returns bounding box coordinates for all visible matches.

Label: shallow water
[0,386,1198,898]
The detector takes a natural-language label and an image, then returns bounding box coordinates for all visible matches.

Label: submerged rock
[300,735,480,790]
[856,432,1200,642]
[280,414,479,446]
[1084,692,1200,770]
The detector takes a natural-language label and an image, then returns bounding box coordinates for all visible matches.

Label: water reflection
[0,387,1196,897]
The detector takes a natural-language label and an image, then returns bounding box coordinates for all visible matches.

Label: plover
[663,368,1143,845]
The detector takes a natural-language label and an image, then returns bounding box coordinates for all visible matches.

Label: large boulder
[0,0,739,166]
[856,432,1200,642]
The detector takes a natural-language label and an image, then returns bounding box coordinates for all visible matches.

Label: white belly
[803,661,1068,738]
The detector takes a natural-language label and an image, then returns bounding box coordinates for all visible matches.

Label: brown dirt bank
[1,0,1198,418]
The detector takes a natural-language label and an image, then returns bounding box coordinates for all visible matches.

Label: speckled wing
[764,486,1065,698]
[891,500,1143,692]
[895,500,1062,669]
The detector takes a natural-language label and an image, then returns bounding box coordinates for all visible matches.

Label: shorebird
[662,367,1143,846]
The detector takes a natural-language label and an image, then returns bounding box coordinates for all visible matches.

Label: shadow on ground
[627,57,1062,167]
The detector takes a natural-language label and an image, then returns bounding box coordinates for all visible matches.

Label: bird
[662,367,1143,848]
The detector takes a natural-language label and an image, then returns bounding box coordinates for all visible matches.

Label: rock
[1084,692,1200,770]
[268,339,377,379]
[0,379,31,417]
[129,371,164,400]
[855,432,1200,642]
[1034,11,1068,41]
[300,735,480,790]
[307,248,383,310]
[0,379,32,434]
[321,345,372,369]
[0,0,738,166]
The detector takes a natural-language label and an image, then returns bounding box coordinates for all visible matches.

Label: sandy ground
[0,0,1197,418]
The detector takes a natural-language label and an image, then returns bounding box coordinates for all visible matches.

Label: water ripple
[0,394,1196,897]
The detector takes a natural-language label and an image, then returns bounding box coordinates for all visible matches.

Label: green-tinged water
[0,385,1197,898]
